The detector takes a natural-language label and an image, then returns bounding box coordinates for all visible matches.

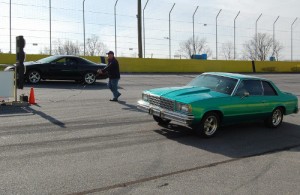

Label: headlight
[142,93,149,102]
[176,102,192,113]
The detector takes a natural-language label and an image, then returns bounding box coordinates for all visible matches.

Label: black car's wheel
[153,115,171,125]
[193,112,220,138]
[27,70,41,84]
[265,107,283,128]
[83,72,96,85]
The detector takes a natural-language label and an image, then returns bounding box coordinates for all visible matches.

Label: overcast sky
[0,0,299,60]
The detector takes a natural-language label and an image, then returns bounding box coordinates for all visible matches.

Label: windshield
[36,56,61,63]
[187,74,238,95]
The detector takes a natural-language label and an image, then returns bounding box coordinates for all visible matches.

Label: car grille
[149,95,174,111]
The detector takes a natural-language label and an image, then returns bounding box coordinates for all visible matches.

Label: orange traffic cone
[29,87,36,104]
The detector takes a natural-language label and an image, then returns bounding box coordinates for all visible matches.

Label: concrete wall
[1,53,299,73]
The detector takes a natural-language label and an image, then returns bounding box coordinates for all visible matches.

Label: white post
[216,9,222,60]
[143,0,150,58]
[193,6,199,55]
[234,11,240,60]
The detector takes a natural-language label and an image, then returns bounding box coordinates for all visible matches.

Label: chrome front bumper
[137,100,194,125]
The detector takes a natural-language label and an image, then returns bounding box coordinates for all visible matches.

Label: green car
[137,72,299,138]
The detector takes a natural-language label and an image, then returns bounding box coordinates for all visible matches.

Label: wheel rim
[85,73,95,84]
[203,115,218,136]
[272,109,282,126]
[28,71,41,83]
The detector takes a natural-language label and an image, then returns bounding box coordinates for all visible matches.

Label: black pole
[137,0,143,58]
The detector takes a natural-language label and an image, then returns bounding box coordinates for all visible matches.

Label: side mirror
[244,92,250,97]
[100,56,106,64]
[241,91,250,99]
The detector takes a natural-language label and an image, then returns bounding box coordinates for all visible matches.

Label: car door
[48,57,80,79]
[236,79,267,119]
[62,57,80,79]
[47,57,68,79]
[260,80,280,115]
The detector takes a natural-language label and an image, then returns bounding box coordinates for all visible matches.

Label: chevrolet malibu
[137,72,298,138]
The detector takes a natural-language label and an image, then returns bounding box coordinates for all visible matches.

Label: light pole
[291,17,298,61]
[234,11,240,60]
[143,0,150,58]
[9,0,11,53]
[83,0,86,56]
[272,16,279,57]
[114,0,119,56]
[192,6,199,55]
[215,9,222,60]
[49,0,52,55]
[169,3,175,59]
[255,13,262,60]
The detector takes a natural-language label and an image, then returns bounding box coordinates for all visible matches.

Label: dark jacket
[102,57,120,79]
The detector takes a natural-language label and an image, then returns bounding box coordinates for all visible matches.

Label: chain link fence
[0,0,299,61]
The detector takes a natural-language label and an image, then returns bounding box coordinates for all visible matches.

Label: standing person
[97,51,121,102]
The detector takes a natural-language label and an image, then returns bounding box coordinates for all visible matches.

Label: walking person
[97,51,121,102]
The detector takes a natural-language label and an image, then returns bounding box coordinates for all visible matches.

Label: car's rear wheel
[27,70,41,84]
[265,107,283,128]
[153,115,171,125]
[83,72,96,85]
[193,112,220,138]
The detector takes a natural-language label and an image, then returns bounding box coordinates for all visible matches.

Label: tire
[265,107,283,128]
[27,70,41,84]
[153,115,171,125]
[193,112,220,138]
[83,72,96,85]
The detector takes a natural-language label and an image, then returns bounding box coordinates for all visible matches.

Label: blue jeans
[107,78,120,99]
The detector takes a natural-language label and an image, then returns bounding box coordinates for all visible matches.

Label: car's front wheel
[265,107,283,128]
[193,112,220,138]
[153,115,171,125]
[83,72,96,85]
[27,70,41,84]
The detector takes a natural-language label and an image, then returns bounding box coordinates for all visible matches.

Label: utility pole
[137,0,143,58]
[49,0,52,55]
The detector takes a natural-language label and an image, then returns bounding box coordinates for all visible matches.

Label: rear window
[262,81,277,96]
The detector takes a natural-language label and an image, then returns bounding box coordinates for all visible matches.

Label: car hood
[146,86,229,103]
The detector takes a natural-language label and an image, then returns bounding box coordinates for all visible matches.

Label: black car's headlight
[142,93,149,102]
[176,102,192,113]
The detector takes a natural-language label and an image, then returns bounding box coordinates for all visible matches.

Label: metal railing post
[291,17,297,61]
[169,3,175,59]
[114,0,119,56]
[192,6,199,55]
[216,9,222,60]
[255,13,262,60]
[143,0,150,58]
[234,11,240,60]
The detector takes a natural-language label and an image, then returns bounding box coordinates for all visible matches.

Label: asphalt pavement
[0,74,299,195]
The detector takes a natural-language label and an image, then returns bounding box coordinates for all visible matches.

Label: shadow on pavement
[0,105,65,128]
[24,80,108,90]
[154,121,300,158]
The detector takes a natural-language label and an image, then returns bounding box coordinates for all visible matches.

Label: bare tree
[243,33,283,61]
[39,47,50,55]
[272,39,284,61]
[221,41,234,60]
[53,40,81,55]
[86,35,108,56]
[178,36,212,59]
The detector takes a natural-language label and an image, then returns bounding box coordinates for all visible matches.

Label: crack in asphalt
[68,143,300,195]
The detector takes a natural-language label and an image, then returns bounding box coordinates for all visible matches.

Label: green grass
[0,66,5,71]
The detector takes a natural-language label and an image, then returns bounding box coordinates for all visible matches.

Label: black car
[4,55,108,84]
